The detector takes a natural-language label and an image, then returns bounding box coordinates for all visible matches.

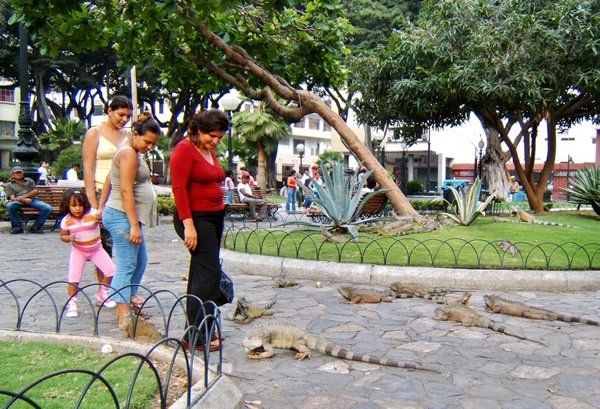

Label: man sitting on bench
[4,166,52,234]
[237,174,268,221]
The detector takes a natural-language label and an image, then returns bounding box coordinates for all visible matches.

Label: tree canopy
[353,0,600,212]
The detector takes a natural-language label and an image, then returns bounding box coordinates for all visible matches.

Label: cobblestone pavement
[1,223,600,409]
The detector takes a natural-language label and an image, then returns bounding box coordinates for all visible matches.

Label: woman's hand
[129,224,142,245]
[184,225,198,251]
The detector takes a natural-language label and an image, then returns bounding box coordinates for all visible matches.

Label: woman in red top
[171,109,230,352]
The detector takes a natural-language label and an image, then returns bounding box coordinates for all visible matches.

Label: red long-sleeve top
[171,139,225,220]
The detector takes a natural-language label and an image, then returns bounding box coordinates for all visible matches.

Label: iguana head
[433,306,450,321]
[242,335,264,353]
[337,286,353,299]
[483,294,496,311]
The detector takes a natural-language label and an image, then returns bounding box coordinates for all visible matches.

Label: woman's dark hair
[225,169,233,178]
[104,95,133,114]
[289,170,296,176]
[188,109,229,145]
[59,189,91,216]
[132,111,161,136]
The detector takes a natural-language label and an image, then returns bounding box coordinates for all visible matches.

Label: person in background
[508,175,520,201]
[59,189,116,318]
[238,174,268,221]
[285,169,297,213]
[4,166,53,234]
[240,166,255,186]
[99,112,160,329]
[66,164,80,181]
[83,95,133,311]
[170,109,231,352]
[224,169,235,205]
[38,161,49,185]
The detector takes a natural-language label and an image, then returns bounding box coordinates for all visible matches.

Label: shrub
[157,196,175,215]
[55,145,83,179]
[0,201,8,221]
[407,180,423,195]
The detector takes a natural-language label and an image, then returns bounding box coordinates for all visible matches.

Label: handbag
[220,271,234,304]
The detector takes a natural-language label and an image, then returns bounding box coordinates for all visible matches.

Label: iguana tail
[484,319,546,345]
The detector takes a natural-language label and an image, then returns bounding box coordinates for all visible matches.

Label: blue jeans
[286,188,297,212]
[6,199,52,229]
[224,190,234,204]
[102,206,147,304]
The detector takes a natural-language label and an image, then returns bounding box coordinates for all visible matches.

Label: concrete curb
[221,249,600,292]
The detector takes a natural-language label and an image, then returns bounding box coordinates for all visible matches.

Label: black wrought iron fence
[0,279,223,408]
[222,222,600,270]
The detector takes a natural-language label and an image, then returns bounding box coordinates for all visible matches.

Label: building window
[323,122,331,132]
[157,101,164,114]
[294,120,305,128]
[0,89,15,103]
[93,104,103,116]
[0,121,15,137]
[308,117,320,130]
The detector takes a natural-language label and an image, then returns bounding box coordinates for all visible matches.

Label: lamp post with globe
[219,91,241,172]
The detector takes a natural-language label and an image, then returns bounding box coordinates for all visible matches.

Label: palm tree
[316,151,344,172]
[232,103,291,190]
[37,118,86,163]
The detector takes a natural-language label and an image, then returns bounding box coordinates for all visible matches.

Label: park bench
[19,185,75,231]
[306,192,389,224]
[223,186,280,221]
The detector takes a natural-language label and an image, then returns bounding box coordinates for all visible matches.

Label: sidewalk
[1,220,599,408]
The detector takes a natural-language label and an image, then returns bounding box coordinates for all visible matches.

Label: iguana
[394,292,472,305]
[274,278,298,288]
[338,286,394,303]
[243,323,439,373]
[320,225,358,243]
[490,205,579,228]
[497,239,520,256]
[434,305,546,345]
[389,282,448,297]
[232,297,277,324]
[484,294,600,326]
[124,312,163,343]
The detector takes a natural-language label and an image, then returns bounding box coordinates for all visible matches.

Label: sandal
[182,339,221,352]
[130,295,146,307]
[130,304,150,318]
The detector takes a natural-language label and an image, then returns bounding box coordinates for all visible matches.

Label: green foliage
[157,196,175,215]
[407,180,423,195]
[565,166,600,215]
[0,201,8,221]
[409,198,445,212]
[54,144,83,180]
[0,169,11,183]
[37,118,86,162]
[316,151,344,171]
[289,161,389,239]
[440,177,495,226]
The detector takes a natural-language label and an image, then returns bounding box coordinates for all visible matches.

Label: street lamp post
[372,133,385,166]
[425,128,431,192]
[477,138,485,180]
[296,143,305,209]
[12,25,39,181]
[219,91,240,172]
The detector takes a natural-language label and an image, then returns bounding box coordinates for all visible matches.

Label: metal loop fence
[0,279,224,408]
[222,222,600,270]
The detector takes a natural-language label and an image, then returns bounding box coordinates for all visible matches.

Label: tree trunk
[257,143,267,191]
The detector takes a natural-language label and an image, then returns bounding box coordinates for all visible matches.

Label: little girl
[224,169,235,204]
[59,189,116,317]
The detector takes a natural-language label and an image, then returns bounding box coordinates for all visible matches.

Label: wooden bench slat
[18,186,79,231]
[223,185,279,220]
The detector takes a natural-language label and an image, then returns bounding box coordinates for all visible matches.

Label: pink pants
[68,244,115,284]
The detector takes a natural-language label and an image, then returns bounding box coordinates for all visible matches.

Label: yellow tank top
[94,127,128,189]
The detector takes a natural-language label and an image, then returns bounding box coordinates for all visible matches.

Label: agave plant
[286,161,389,239]
[439,177,495,226]
[564,166,600,215]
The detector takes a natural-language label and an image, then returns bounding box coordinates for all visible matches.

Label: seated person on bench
[237,174,268,221]
[5,166,52,234]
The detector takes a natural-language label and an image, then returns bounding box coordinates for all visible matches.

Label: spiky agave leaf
[285,161,390,239]
[564,166,600,214]
[439,177,495,226]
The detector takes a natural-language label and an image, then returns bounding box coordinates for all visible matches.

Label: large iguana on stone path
[394,292,472,305]
[484,294,600,326]
[389,282,448,297]
[232,297,277,324]
[124,312,163,343]
[243,323,440,373]
[434,305,546,345]
[338,286,394,303]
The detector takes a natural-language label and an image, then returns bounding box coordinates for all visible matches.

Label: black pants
[173,208,226,333]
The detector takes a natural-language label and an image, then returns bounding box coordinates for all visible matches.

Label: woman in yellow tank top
[82,96,133,309]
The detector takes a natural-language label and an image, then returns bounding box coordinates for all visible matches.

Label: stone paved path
[1,223,600,409]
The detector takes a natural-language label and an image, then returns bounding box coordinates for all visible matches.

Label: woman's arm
[115,148,142,245]
[82,127,100,208]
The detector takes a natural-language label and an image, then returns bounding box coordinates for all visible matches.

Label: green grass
[0,341,159,409]
[224,211,600,270]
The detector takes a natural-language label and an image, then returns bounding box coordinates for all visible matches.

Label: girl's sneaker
[66,299,79,318]
[97,286,117,309]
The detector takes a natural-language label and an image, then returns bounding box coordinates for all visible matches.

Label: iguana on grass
[389,282,448,297]
[490,205,579,228]
[232,297,277,324]
[124,312,163,343]
[243,323,439,373]
[338,286,394,303]
[434,305,546,345]
[484,294,600,326]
